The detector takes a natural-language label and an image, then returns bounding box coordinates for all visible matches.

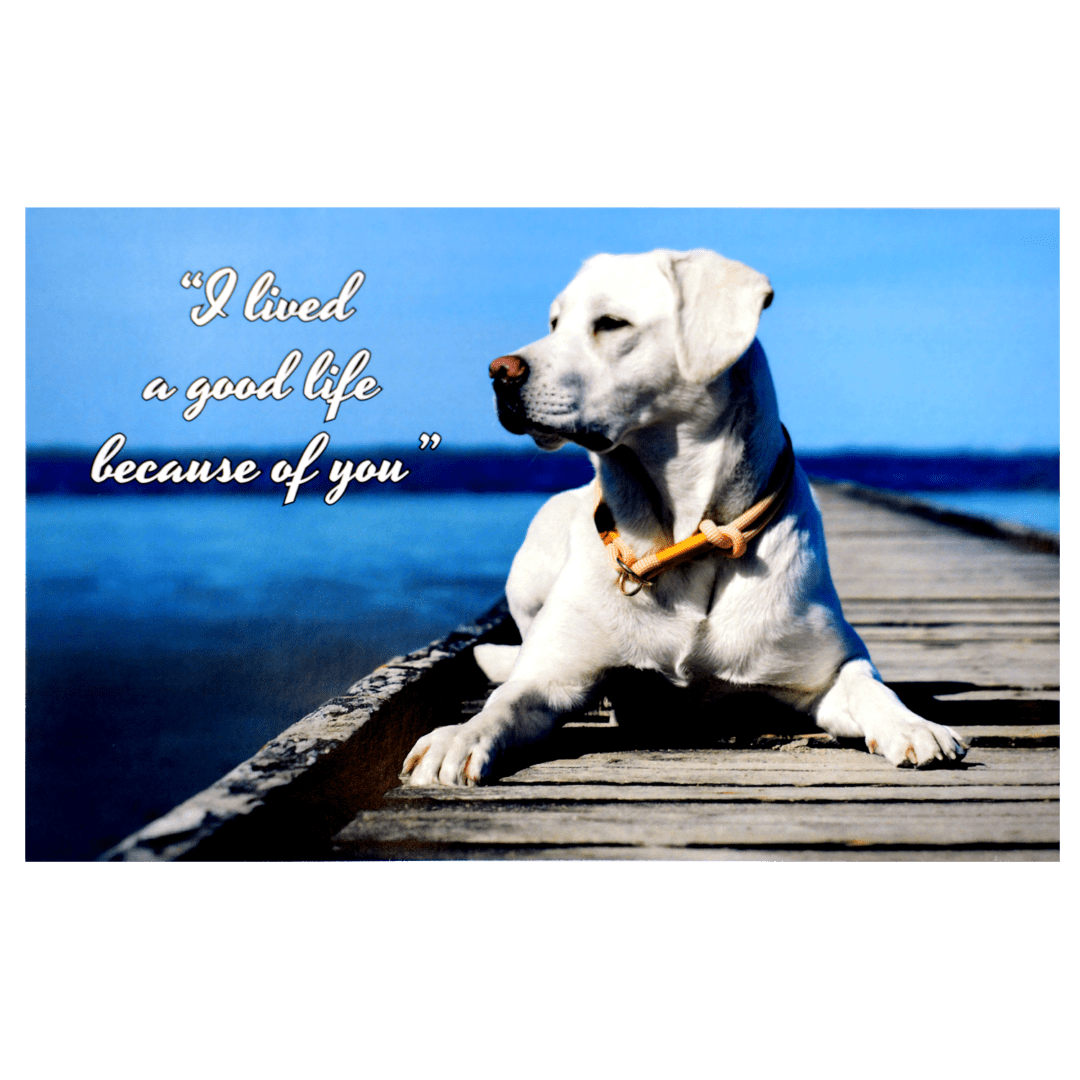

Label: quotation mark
[180,271,205,288]
[419,432,442,450]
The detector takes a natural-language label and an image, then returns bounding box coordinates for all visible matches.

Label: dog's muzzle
[489,353,614,451]
[490,354,531,434]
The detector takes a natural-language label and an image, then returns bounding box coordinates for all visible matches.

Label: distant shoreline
[26,445,1060,497]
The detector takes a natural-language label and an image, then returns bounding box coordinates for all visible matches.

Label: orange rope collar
[594,427,795,595]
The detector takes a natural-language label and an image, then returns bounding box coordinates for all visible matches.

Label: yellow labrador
[401,249,966,786]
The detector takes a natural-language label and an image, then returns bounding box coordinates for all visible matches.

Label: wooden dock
[101,483,1059,861]
[332,485,1059,861]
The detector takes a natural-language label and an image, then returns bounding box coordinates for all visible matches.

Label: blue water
[25,486,1056,860]
[26,492,548,860]
[28,492,549,648]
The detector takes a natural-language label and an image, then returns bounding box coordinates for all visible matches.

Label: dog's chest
[618,558,774,684]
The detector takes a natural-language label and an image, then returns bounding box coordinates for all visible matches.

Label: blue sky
[26,208,1059,452]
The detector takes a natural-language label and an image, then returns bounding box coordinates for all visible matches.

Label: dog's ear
[661,250,774,383]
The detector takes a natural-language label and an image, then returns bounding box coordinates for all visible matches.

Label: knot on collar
[698,518,748,559]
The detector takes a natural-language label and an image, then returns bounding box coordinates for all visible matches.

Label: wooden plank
[854,639,1058,687]
[833,558,1056,585]
[333,800,1059,849]
[544,721,1057,749]
[384,782,1059,804]
[936,688,1058,702]
[841,599,1059,624]
[812,515,956,537]
[497,747,1059,786]
[332,844,1059,862]
[952,725,1058,746]
[854,624,1058,643]
[828,562,1058,602]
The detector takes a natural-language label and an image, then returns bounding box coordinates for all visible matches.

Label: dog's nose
[489,355,528,383]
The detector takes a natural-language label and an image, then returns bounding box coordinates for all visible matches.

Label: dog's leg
[472,488,586,686]
[814,658,967,766]
[400,680,565,786]
[473,643,520,683]
[402,606,613,786]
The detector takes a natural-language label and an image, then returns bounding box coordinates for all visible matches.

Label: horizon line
[24,442,1062,457]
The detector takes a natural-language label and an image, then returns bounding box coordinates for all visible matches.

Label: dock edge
[98,602,515,861]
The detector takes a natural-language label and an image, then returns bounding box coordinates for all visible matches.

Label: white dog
[401,249,966,786]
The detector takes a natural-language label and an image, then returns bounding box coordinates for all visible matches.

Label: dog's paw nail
[401,749,425,775]
[905,745,918,765]
[867,738,878,754]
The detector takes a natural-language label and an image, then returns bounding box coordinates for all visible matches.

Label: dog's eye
[550,317,558,331]
[594,316,630,333]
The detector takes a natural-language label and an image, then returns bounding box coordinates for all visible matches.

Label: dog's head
[490,249,774,452]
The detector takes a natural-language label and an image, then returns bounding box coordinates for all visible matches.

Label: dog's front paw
[400,721,498,787]
[866,716,968,767]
